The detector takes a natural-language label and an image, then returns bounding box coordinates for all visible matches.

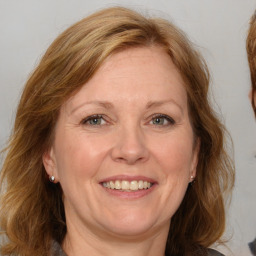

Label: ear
[42,147,59,183]
[190,137,200,182]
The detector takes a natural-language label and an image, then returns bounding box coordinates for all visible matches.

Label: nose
[110,125,149,165]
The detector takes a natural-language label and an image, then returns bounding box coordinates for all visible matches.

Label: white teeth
[121,180,129,190]
[115,180,121,190]
[102,180,153,191]
[110,181,115,189]
[130,181,138,190]
[138,180,144,189]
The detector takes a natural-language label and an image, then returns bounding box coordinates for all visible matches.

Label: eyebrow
[69,99,184,115]
[146,99,184,113]
[69,101,114,115]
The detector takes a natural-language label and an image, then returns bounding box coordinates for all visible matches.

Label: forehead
[101,46,181,79]
[65,46,188,111]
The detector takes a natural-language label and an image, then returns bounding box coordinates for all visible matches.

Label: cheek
[53,131,110,181]
[151,133,195,202]
[155,137,194,175]
[150,135,194,221]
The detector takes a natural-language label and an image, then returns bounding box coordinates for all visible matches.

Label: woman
[246,10,256,256]
[0,7,234,256]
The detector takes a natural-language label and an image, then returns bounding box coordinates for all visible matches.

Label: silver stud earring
[189,175,195,185]
[49,176,55,183]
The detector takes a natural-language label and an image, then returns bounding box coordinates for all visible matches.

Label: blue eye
[151,114,175,126]
[81,115,106,126]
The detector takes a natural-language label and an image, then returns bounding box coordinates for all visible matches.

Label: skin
[43,46,200,256]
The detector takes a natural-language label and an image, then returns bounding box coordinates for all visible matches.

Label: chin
[100,212,162,238]
[106,224,155,238]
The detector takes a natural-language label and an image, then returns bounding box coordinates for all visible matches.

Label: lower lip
[101,184,156,199]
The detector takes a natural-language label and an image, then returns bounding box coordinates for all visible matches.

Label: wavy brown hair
[0,6,234,256]
[247,10,256,116]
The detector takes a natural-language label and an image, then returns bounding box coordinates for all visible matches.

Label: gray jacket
[51,241,225,256]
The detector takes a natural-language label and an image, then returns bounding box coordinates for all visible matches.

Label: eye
[150,114,175,126]
[81,115,106,126]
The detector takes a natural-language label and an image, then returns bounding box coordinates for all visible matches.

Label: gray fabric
[51,241,224,256]
[249,238,256,256]
[51,241,67,256]
[207,248,225,256]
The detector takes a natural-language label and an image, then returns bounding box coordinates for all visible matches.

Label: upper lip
[99,175,157,184]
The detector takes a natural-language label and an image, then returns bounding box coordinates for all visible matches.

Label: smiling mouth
[102,180,153,192]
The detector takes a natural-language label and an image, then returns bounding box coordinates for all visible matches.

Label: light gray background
[0,1,256,255]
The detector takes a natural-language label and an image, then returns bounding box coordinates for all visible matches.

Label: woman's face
[43,46,199,239]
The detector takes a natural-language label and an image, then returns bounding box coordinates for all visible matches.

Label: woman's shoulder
[207,248,225,256]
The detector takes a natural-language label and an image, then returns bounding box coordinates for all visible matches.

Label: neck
[62,222,169,256]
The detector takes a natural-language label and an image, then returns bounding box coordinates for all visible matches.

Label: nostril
[110,129,150,164]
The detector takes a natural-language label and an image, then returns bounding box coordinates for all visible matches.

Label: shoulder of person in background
[249,238,256,256]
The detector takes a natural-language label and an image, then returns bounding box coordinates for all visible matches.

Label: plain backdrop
[0,1,256,255]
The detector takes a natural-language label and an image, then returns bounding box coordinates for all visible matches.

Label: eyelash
[80,114,106,126]
[80,114,175,127]
[150,114,175,126]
